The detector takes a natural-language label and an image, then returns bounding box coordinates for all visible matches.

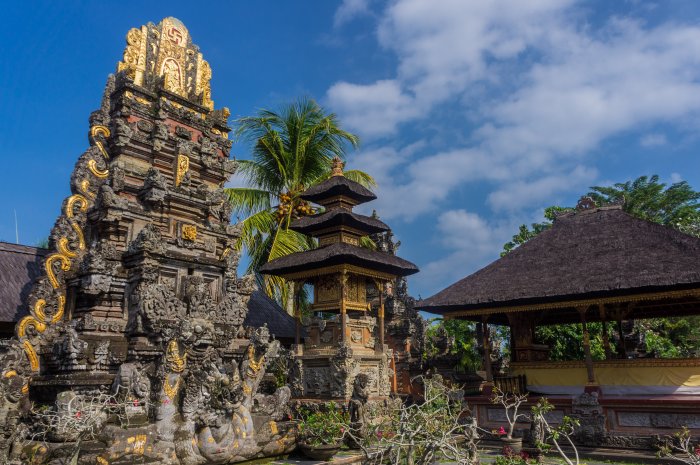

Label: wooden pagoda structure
[260,158,418,402]
[418,199,700,446]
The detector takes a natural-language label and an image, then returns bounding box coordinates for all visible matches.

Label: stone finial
[331,156,345,177]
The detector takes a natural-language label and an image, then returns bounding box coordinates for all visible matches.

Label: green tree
[226,98,374,307]
[501,175,700,257]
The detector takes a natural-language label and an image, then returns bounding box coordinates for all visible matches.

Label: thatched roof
[0,242,47,333]
[291,210,389,236]
[259,242,419,277]
[417,208,700,315]
[301,176,376,205]
[245,290,296,341]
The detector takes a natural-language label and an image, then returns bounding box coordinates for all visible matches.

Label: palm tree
[226,98,375,308]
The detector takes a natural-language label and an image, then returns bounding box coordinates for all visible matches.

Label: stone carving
[141,167,168,206]
[571,392,606,447]
[0,17,302,465]
[348,373,370,445]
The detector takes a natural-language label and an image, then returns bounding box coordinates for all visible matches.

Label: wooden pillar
[481,318,494,383]
[378,281,385,348]
[616,315,625,357]
[599,305,612,359]
[578,306,598,390]
[293,281,301,347]
[340,271,347,343]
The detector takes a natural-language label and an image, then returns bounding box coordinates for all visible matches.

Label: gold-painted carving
[88,159,109,178]
[54,294,65,323]
[97,457,109,465]
[220,247,231,260]
[196,55,213,110]
[166,340,186,373]
[45,254,71,289]
[71,222,86,251]
[66,194,89,218]
[175,154,189,186]
[57,237,78,258]
[117,26,147,86]
[22,340,40,372]
[90,126,111,160]
[181,224,197,241]
[246,345,264,377]
[3,370,17,378]
[33,299,47,323]
[79,179,95,199]
[163,375,181,399]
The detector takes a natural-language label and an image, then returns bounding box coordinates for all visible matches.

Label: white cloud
[640,133,668,147]
[326,80,419,137]
[334,0,371,27]
[487,165,597,211]
[330,0,700,223]
[418,209,524,293]
[670,172,683,183]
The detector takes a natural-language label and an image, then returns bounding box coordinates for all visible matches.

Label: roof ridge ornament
[330,156,345,177]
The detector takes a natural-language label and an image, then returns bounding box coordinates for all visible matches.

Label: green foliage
[637,317,700,358]
[502,174,700,257]
[297,403,349,446]
[588,175,700,232]
[424,319,481,372]
[535,323,608,361]
[226,98,374,307]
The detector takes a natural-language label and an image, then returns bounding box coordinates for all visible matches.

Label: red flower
[498,426,506,436]
[75,412,82,419]
[694,446,700,456]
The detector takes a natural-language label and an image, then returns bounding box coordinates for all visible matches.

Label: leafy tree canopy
[501,175,700,256]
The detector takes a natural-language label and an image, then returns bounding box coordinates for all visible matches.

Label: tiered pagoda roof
[259,158,418,279]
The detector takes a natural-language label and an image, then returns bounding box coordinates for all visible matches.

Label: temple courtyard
[0,11,698,465]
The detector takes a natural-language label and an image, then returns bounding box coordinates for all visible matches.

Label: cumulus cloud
[418,209,525,294]
[329,0,700,223]
[334,0,372,27]
[327,80,418,137]
[640,133,668,147]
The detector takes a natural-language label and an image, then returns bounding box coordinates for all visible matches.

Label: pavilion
[417,199,700,441]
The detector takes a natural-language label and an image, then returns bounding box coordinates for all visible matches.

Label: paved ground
[270,446,669,465]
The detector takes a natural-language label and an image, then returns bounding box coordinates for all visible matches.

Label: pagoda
[260,159,418,402]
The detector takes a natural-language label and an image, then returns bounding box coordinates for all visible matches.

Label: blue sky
[2,1,700,299]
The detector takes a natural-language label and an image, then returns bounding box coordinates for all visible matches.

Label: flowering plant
[297,403,349,447]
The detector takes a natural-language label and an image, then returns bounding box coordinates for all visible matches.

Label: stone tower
[260,158,419,403]
[1,18,296,464]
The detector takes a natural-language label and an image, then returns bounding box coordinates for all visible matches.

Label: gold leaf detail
[45,254,71,289]
[66,194,89,219]
[87,159,109,178]
[181,224,197,241]
[90,126,111,160]
[175,154,189,186]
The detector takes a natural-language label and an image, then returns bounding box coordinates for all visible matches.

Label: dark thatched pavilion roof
[301,175,376,205]
[291,210,390,236]
[417,207,700,323]
[259,242,419,278]
[0,242,48,336]
[244,290,297,341]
